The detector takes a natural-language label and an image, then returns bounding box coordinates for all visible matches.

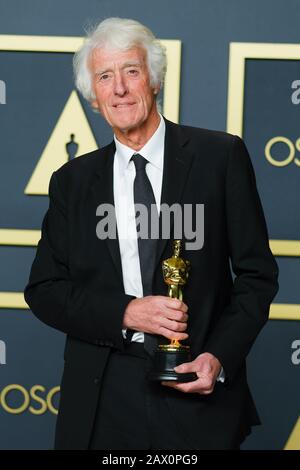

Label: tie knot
[131,153,148,172]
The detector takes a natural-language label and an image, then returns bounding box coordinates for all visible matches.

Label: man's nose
[113,73,128,96]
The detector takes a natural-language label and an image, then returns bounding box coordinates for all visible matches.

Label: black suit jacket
[24,118,279,449]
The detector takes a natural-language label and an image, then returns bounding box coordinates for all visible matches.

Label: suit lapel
[89,141,124,283]
[155,119,196,270]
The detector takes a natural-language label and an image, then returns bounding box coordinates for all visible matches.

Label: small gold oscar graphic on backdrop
[148,240,197,382]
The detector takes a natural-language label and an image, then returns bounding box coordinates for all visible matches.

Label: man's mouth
[113,103,136,108]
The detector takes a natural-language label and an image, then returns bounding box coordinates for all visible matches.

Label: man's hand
[123,296,189,341]
[161,352,222,394]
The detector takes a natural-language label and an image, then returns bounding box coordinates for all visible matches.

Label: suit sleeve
[24,171,134,351]
[204,135,279,382]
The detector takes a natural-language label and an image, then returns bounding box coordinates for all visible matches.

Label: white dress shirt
[114,114,165,343]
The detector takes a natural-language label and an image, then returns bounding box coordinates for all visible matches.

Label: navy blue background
[0,0,299,449]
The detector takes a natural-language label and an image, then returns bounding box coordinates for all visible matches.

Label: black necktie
[126,153,159,355]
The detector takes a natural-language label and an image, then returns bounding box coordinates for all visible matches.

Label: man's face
[90,46,159,134]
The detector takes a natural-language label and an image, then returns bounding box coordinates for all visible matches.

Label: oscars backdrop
[0,0,299,449]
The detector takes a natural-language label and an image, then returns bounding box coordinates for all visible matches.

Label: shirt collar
[114,114,165,174]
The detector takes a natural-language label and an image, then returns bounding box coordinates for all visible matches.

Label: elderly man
[25,17,278,450]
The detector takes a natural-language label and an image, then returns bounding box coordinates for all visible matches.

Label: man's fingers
[161,376,215,395]
[173,361,196,374]
[160,317,187,333]
[158,327,189,341]
[165,298,188,313]
[161,380,200,394]
[174,355,213,375]
[165,309,188,323]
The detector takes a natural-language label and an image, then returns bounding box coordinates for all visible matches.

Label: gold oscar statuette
[148,240,197,382]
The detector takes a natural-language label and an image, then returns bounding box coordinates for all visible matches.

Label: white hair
[73,17,167,102]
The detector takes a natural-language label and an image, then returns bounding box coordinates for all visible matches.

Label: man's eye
[97,74,110,82]
[128,69,139,75]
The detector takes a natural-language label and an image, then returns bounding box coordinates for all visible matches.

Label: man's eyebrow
[94,61,142,76]
[94,68,112,77]
[122,61,142,68]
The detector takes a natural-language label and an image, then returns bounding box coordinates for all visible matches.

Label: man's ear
[91,99,99,110]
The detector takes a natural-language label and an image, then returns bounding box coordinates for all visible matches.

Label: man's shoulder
[165,119,248,172]
[164,119,239,156]
[170,119,236,148]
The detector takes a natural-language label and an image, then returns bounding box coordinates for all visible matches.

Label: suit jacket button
[94,377,100,385]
